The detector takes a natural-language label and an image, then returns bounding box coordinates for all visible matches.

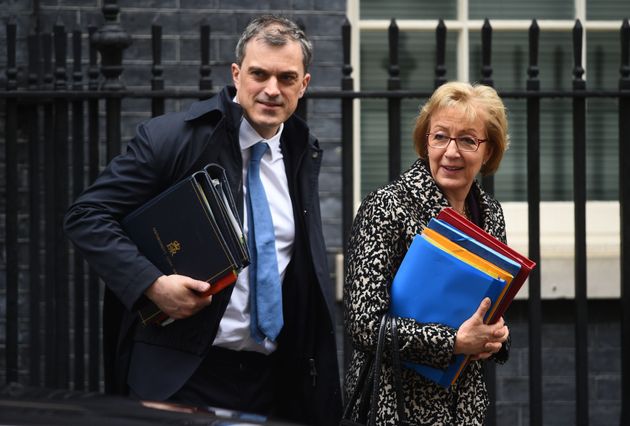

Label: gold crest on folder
[166,241,181,256]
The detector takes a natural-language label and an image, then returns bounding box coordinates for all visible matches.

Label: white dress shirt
[212,118,295,354]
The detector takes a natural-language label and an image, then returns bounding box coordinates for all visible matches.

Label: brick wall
[496,300,621,426]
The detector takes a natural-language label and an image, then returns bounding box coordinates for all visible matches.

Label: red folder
[436,207,536,324]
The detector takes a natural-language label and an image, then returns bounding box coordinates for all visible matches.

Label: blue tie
[247,142,283,342]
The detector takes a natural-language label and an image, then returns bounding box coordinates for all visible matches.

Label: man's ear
[298,73,311,98]
[231,63,241,90]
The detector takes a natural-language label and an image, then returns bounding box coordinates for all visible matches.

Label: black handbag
[340,315,410,426]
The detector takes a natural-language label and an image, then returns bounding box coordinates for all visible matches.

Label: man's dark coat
[64,86,342,425]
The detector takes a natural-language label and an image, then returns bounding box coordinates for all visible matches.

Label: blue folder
[390,234,506,388]
[427,218,522,277]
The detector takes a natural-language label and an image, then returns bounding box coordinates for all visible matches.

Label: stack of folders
[390,207,535,388]
[122,164,249,327]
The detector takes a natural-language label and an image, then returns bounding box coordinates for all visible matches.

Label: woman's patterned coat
[343,159,510,425]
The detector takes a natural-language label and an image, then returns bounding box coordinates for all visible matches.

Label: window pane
[470,0,573,20]
[468,31,530,89]
[586,98,618,200]
[587,0,630,20]
[361,0,456,20]
[588,32,621,90]
[360,30,457,196]
[468,30,619,201]
[468,30,574,90]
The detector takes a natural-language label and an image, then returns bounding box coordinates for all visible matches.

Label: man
[64,15,342,425]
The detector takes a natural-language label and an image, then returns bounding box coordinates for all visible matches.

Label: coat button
[311,151,319,159]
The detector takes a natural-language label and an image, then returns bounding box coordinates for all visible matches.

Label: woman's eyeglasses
[426,132,487,152]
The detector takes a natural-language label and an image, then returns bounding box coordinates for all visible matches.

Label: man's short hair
[235,14,313,73]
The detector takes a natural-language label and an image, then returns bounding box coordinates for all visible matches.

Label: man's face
[232,37,311,139]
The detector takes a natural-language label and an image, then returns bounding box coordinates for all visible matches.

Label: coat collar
[399,158,497,233]
[184,86,242,131]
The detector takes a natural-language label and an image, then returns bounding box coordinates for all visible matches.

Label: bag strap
[341,351,374,421]
[390,316,408,424]
[341,315,409,426]
[367,315,390,426]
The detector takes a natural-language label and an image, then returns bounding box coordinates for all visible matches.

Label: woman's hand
[454,297,509,360]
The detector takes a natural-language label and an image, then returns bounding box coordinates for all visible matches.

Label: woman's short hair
[412,81,509,176]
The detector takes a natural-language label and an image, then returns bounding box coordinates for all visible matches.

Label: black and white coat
[343,158,510,425]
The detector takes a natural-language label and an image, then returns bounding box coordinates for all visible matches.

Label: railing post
[42,29,56,388]
[296,19,308,121]
[71,28,86,391]
[341,18,354,256]
[480,18,495,196]
[27,28,42,388]
[387,18,401,182]
[91,0,131,160]
[341,16,355,370]
[619,18,630,426]
[477,18,498,423]
[53,21,70,388]
[151,24,164,117]
[435,19,447,89]
[571,20,589,426]
[5,17,19,385]
[87,24,103,392]
[526,19,543,426]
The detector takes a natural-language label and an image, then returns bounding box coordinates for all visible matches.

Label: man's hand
[454,297,509,360]
[144,275,213,320]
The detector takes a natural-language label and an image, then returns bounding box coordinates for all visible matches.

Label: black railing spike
[388,18,400,86]
[527,20,540,88]
[435,19,447,88]
[481,18,493,86]
[573,19,585,83]
[199,22,213,91]
[342,18,352,81]
[294,17,308,119]
[151,24,163,83]
[53,22,67,91]
[151,24,164,116]
[42,32,53,89]
[27,33,40,88]
[528,20,540,74]
[621,19,630,81]
[6,18,18,90]
[72,30,82,88]
[296,18,306,33]
[387,18,401,181]
[88,26,99,91]
[92,0,132,90]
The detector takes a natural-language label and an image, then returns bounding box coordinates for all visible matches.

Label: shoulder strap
[341,315,409,426]
[367,315,390,425]
[390,317,408,424]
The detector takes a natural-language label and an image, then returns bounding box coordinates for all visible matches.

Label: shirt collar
[239,117,284,162]
[234,95,284,161]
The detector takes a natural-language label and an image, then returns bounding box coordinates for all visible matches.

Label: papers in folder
[122,163,249,326]
[390,207,535,388]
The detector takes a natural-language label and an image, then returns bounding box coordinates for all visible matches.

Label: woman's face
[427,106,492,201]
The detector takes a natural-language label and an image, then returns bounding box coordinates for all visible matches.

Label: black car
[0,383,300,426]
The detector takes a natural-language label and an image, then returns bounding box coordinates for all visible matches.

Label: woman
[344,81,511,425]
